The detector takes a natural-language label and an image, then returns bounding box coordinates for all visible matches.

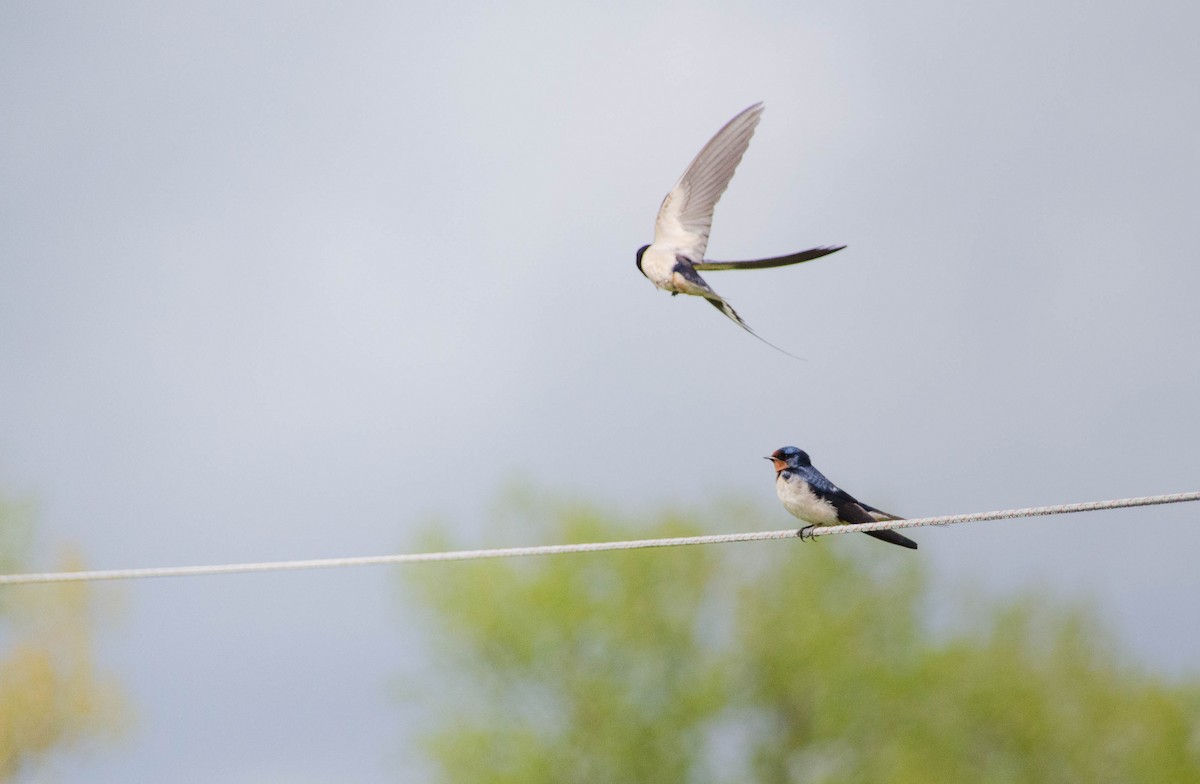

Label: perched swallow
[636,102,844,353]
[766,446,917,549]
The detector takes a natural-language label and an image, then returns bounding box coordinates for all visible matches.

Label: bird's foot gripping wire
[797,525,817,542]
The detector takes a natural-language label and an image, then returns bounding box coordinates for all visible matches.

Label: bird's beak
[764,456,785,472]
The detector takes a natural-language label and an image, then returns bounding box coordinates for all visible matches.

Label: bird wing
[802,466,917,549]
[797,465,858,508]
[841,497,917,550]
[861,502,902,522]
[801,468,893,522]
[693,245,846,271]
[653,102,764,262]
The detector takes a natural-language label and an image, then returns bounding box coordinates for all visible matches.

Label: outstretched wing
[694,245,846,271]
[653,103,764,262]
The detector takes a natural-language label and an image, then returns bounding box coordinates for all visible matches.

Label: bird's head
[765,446,810,473]
[635,244,650,277]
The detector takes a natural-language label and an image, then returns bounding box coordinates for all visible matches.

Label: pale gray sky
[2,0,1198,780]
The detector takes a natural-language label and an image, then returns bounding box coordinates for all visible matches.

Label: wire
[0,491,1196,585]
[801,491,1200,538]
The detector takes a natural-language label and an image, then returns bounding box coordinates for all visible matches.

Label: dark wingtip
[693,245,847,271]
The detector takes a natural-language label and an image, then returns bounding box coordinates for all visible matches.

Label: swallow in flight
[766,446,917,549]
[636,102,844,354]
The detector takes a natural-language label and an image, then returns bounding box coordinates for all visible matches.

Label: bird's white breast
[776,474,840,526]
[639,246,680,291]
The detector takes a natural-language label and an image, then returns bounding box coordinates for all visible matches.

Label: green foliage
[0,496,127,781]
[737,549,1200,783]
[408,495,730,783]
[405,493,1200,783]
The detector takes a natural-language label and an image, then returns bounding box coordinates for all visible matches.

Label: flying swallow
[766,446,917,549]
[636,102,844,353]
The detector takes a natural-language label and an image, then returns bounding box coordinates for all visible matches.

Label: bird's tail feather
[704,298,803,361]
[864,529,918,550]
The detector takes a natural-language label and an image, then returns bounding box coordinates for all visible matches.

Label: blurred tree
[406,493,1200,783]
[0,496,126,781]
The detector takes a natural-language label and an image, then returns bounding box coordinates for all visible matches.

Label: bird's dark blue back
[791,462,862,510]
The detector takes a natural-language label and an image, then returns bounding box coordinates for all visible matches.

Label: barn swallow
[636,102,844,354]
[766,446,917,549]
